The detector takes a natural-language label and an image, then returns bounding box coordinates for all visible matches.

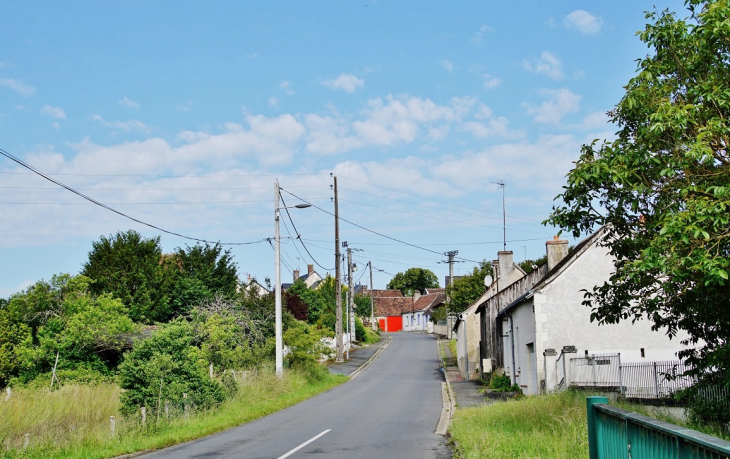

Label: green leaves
[547,0,730,385]
[386,268,439,296]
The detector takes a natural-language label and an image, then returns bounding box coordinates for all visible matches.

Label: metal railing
[556,352,567,390]
[569,353,621,389]
[620,360,694,398]
[586,396,730,459]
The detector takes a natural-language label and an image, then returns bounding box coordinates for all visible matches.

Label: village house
[281,264,323,290]
[474,228,690,395]
[402,290,446,332]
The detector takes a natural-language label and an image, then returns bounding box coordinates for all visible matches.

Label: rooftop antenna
[493,181,506,251]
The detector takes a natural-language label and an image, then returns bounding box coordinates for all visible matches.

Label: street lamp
[274,182,311,377]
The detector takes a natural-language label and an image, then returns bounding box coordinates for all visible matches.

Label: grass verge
[0,368,346,459]
[449,389,730,459]
[447,339,457,360]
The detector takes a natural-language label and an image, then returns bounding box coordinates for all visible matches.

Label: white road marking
[277,429,331,459]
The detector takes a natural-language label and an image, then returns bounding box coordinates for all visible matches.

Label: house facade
[475,229,690,395]
[402,291,445,332]
[282,264,323,290]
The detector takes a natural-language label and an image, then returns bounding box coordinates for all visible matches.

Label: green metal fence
[587,396,730,459]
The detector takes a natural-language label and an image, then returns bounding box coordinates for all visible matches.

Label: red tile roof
[412,292,446,314]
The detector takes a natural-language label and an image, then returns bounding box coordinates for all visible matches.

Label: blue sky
[0,1,688,297]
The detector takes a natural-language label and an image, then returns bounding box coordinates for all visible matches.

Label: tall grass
[449,391,589,459]
[0,368,346,459]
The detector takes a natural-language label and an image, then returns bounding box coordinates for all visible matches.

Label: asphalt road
[142,332,451,459]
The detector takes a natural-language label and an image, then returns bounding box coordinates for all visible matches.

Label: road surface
[143,332,451,459]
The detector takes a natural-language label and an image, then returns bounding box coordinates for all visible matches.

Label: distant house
[402,290,446,332]
[281,264,323,290]
[373,289,411,332]
[474,229,690,395]
[239,275,271,297]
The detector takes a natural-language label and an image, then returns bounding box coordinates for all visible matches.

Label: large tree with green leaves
[547,0,730,387]
[445,261,493,314]
[387,268,439,296]
[82,230,168,323]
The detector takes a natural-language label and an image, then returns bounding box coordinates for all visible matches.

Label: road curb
[349,335,392,380]
[435,336,456,436]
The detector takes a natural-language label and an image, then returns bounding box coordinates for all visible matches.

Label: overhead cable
[0,148,269,246]
[279,190,334,271]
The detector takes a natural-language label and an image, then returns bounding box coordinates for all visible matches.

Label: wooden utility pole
[369,261,375,331]
[334,176,343,362]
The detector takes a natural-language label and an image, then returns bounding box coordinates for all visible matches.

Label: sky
[0,0,689,297]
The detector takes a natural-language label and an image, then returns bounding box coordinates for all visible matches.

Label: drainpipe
[462,313,469,378]
[508,313,517,386]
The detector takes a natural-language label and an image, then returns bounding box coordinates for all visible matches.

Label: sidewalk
[328,333,391,376]
[441,337,490,408]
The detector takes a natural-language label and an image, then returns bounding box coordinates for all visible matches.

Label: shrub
[118,320,225,415]
[355,316,366,342]
[488,374,512,391]
[284,319,332,380]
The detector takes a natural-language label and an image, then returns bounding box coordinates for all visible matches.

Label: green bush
[488,374,512,391]
[284,319,332,380]
[678,386,730,428]
[118,320,225,415]
[355,316,366,342]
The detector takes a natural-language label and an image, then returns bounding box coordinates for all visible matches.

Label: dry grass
[0,367,346,458]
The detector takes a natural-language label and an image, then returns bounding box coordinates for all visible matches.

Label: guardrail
[586,396,730,459]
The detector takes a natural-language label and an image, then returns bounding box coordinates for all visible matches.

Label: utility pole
[369,261,375,331]
[445,250,458,287]
[347,246,355,345]
[274,181,283,377]
[334,176,343,362]
[493,181,506,251]
[345,282,349,359]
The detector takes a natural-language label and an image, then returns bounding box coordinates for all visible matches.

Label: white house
[402,290,445,332]
[282,264,323,290]
[496,229,690,395]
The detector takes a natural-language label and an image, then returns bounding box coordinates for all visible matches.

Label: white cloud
[53,122,60,131]
[305,114,363,154]
[322,73,364,93]
[280,81,294,95]
[0,280,34,298]
[91,114,152,133]
[40,104,67,119]
[482,74,501,89]
[523,51,563,80]
[119,96,140,110]
[0,78,36,96]
[565,10,603,35]
[442,60,454,73]
[427,125,450,141]
[524,88,582,125]
[571,111,609,130]
[269,97,281,109]
[176,101,192,112]
[471,25,495,44]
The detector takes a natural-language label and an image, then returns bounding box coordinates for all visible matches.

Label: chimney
[413,291,421,301]
[546,236,569,271]
[492,259,499,283]
[498,251,514,285]
[308,264,314,276]
[293,270,300,282]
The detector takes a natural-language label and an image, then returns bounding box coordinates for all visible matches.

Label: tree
[163,243,239,319]
[518,255,547,275]
[82,230,168,323]
[387,268,439,296]
[445,261,493,314]
[547,1,730,389]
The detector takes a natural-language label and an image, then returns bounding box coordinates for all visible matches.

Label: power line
[279,190,334,271]
[0,185,326,191]
[0,170,329,178]
[0,148,269,246]
[282,188,481,264]
[301,237,549,246]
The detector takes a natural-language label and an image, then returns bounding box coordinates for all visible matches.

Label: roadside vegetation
[0,229,371,457]
[449,390,730,459]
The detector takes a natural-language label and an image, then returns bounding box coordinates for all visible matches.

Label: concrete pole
[334,177,343,362]
[274,181,284,376]
[369,261,375,331]
[348,247,355,343]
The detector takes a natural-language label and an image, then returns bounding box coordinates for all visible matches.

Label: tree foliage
[446,261,493,314]
[82,230,168,323]
[387,268,439,296]
[547,0,730,386]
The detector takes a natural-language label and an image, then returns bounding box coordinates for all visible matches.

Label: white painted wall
[504,237,691,395]
[402,311,429,332]
[454,305,481,380]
